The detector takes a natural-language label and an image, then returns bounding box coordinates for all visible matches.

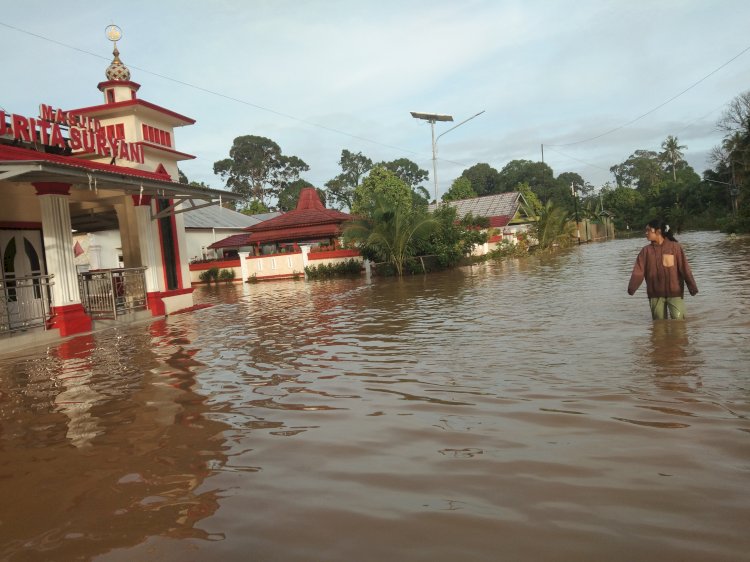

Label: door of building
[0,230,47,331]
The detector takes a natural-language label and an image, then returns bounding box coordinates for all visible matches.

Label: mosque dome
[105,46,131,81]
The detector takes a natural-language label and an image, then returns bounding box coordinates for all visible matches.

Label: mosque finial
[104,25,130,81]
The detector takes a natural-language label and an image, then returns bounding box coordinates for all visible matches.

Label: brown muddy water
[1,231,748,561]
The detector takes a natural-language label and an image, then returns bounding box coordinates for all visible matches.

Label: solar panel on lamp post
[410,110,485,202]
[410,112,453,202]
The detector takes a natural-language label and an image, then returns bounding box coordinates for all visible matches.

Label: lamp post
[571,182,581,244]
[410,110,485,201]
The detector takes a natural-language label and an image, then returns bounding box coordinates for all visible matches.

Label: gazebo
[207,188,361,282]
[210,187,353,256]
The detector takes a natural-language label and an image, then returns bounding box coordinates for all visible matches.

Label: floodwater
[1,231,748,562]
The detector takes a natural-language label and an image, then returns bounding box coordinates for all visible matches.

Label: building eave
[67,99,195,126]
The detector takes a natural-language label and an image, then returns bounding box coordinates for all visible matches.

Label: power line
[544,146,612,172]
[0,20,424,158]
[547,43,750,147]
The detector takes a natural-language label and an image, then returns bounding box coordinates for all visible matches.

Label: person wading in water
[627,219,698,320]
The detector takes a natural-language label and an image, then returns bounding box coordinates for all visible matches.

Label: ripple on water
[1,232,749,561]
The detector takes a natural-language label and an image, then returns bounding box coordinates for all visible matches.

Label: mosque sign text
[0,104,144,164]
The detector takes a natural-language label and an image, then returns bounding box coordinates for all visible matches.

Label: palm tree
[528,200,573,250]
[343,197,437,276]
[660,135,686,181]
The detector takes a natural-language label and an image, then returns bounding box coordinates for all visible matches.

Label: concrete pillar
[34,182,92,336]
[132,195,165,316]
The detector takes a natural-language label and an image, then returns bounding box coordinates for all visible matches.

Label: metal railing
[78,267,148,319]
[0,274,55,334]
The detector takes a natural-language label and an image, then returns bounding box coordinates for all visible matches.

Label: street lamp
[410,110,485,201]
[571,182,581,244]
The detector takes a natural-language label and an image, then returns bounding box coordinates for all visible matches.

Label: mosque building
[0,26,238,349]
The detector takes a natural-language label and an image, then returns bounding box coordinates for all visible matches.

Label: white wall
[73,230,123,270]
[185,229,246,262]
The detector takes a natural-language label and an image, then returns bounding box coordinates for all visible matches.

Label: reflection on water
[0,321,228,560]
[1,231,749,561]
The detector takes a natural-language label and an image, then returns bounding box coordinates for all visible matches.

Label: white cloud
[2,0,749,196]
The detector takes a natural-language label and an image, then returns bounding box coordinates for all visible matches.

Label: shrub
[488,240,528,260]
[304,259,362,280]
[218,269,235,283]
[199,267,220,283]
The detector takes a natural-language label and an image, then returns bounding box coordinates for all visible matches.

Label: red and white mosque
[0,27,238,349]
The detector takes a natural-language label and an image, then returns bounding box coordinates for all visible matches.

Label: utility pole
[571,182,581,244]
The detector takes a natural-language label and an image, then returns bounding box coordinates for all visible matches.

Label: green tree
[276,180,327,212]
[660,135,687,181]
[268,155,310,203]
[178,168,189,184]
[343,196,436,276]
[610,150,665,191]
[601,184,645,230]
[377,158,429,190]
[497,160,554,195]
[325,149,373,210]
[459,163,501,196]
[213,135,308,207]
[419,205,487,267]
[442,177,477,202]
[241,199,270,216]
[709,91,750,229]
[351,166,413,217]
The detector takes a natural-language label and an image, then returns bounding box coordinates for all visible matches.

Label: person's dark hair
[647,219,677,241]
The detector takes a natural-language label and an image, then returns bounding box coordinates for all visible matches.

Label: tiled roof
[209,188,352,249]
[244,223,342,244]
[209,232,250,249]
[428,192,522,221]
[246,187,351,232]
[209,224,342,249]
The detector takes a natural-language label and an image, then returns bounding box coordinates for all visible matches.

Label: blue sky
[2,0,749,199]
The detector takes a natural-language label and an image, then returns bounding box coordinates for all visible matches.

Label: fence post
[109,270,117,319]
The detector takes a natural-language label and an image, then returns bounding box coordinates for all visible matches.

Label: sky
[2,0,749,201]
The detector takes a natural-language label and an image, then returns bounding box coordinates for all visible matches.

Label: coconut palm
[528,200,573,250]
[343,196,437,276]
[660,135,686,181]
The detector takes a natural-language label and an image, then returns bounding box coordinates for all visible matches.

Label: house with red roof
[428,192,536,253]
[1,31,239,351]
[205,187,361,282]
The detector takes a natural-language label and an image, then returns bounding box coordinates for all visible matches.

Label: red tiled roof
[245,223,342,244]
[246,187,351,232]
[210,188,352,249]
[209,232,250,249]
[210,222,343,249]
[0,143,176,183]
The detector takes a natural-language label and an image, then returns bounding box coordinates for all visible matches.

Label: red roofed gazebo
[210,187,353,254]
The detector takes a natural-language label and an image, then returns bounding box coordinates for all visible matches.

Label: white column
[37,191,81,306]
[301,246,311,281]
[133,201,162,293]
[239,251,250,282]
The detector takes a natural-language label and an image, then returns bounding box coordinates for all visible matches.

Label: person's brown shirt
[627,239,698,298]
